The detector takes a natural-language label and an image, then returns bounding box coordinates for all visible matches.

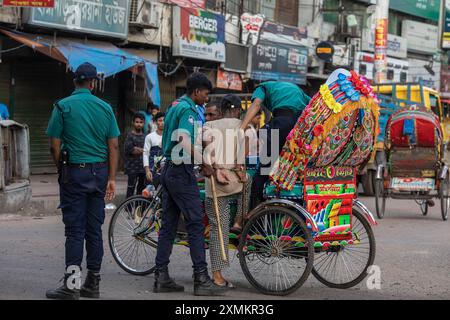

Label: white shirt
[143,131,163,168]
[246,124,258,157]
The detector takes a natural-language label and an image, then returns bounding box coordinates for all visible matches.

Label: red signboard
[374,18,388,84]
[217,70,243,91]
[2,0,55,7]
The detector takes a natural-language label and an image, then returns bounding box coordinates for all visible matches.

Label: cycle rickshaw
[108,69,379,296]
[375,105,449,221]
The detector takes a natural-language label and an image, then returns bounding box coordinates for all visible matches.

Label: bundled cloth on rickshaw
[385,105,444,177]
[270,69,380,190]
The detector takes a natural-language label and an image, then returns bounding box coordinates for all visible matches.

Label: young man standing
[143,112,164,184]
[154,72,226,296]
[140,101,160,134]
[124,113,147,198]
[45,62,120,300]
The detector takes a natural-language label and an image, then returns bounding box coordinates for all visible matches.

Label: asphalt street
[0,196,449,300]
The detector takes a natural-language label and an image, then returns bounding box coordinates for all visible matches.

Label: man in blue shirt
[154,72,226,296]
[240,81,311,207]
[0,103,10,120]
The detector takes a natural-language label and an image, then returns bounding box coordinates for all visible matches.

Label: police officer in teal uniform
[240,80,311,207]
[46,62,120,300]
[153,72,227,296]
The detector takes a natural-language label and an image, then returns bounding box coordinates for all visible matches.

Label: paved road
[0,197,449,300]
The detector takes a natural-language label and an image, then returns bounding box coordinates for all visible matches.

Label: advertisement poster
[259,21,308,46]
[29,0,130,39]
[2,0,54,7]
[172,6,225,62]
[374,18,388,84]
[240,13,264,46]
[216,70,243,91]
[444,0,450,48]
[251,40,308,84]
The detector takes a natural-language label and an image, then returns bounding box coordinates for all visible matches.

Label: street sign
[2,0,55,7]
[315,41,335,62]
[27,0,130,39]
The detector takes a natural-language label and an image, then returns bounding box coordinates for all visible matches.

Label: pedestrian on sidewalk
[140,101,160,134]
[0,102,9,120]
[153,72,227,296]
[45,62,120,300]
[143,112,164,186]
[124,113,146,198]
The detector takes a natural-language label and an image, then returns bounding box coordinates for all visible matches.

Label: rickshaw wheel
[375,179,386,219]
[440,172,449,221]
[238,206,314,296]
[109,196,160,275]
[311,208,376,289]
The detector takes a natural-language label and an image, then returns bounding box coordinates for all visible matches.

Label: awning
[0,28,160,106]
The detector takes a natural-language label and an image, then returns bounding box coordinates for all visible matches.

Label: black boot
[46,273,80,300]
[80,271,101,299]
[193,271,229,296]
[153,268,184,293]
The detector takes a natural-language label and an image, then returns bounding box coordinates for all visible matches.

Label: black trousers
[59,163,108,272]
[126,173,146,198]
[250,114,299,208]
[155,163,207,273]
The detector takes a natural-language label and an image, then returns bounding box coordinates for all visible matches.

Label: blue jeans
[155,163,207,273]
[59,163,108,272]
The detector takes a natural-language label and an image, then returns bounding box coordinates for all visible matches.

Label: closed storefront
[11,57,66,173]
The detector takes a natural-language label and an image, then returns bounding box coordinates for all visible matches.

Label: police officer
[45,62,120,300]
[240,80,311,207]
[154,72,227,296]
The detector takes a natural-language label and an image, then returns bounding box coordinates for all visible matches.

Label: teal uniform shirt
[252,81,311,113]
[163,96,200,161]
[46,88,120,164]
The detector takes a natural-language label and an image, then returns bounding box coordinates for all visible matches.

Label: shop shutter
[0,63,10,110]
[12,59,65,174]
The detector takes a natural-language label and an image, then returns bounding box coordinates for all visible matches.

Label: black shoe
[46,273,80,300]
[193,271,229,296]
[153,268,184,293]
[80,271,101,299]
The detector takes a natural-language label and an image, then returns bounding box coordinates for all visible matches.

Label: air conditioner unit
[130,0,162,29]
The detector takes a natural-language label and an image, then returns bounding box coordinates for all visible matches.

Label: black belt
[69,162,107,168]
[273,108,296,117]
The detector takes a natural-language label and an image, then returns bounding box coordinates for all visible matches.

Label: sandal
[230,226,242,235]
[215,280,235,289]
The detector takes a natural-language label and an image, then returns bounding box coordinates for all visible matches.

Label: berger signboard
[27,0,130,39]
[172,6,226,62]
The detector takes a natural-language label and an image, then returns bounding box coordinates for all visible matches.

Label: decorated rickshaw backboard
[304,166,356,243]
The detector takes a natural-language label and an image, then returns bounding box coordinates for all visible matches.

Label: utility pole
[374,0,389,84]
